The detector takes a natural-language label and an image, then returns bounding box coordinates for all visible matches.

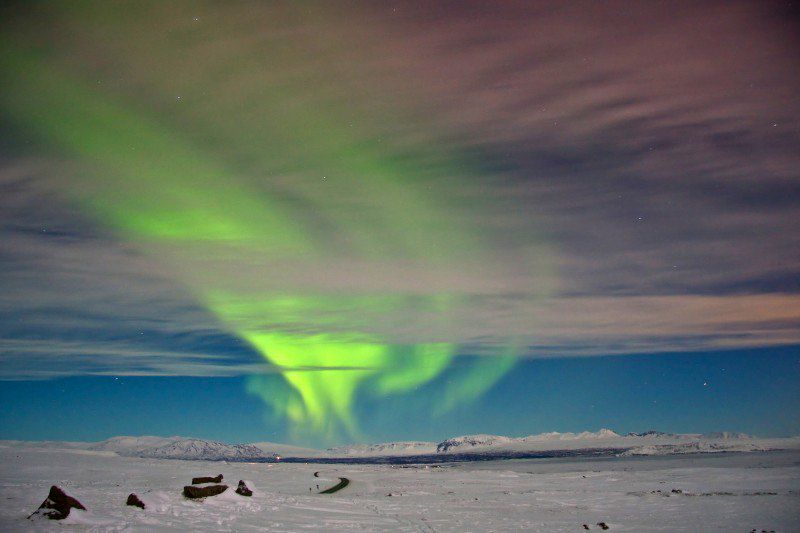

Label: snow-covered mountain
[89,436,273,461]
[328,441,437,456]
[136,439,270,461]
[327,429,800,457]
[702,431,752,440]
[4,429,797,461]
[621,441,766,456]
[328,429,630,457]
[88,436,181,454]
[433,429,622,453]
[251,441,323,458]
[521,428,621,442]
[626,430,678,438]
[437,434,513,452]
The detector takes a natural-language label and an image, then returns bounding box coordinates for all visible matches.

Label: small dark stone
[126,493,145,509]
[235,480,252,497]
[28,485,86,520]
[191,474,223,485]
[671,489,682,494]
[583,525,590,530]
[597,522,610,530]
[183,484,228,499]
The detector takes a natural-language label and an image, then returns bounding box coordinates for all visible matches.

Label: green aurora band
[0,4,542,443]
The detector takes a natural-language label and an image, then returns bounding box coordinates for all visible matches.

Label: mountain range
[4,429,798,462]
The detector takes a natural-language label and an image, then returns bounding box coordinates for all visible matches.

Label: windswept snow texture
[1,443,798,531]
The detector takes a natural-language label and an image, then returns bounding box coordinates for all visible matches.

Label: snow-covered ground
[1,442,798,531]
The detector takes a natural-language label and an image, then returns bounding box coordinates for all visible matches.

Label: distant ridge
[3,429,796,462]
[88,436,275,461]
[626,430,676,438]
[327,441,436,456]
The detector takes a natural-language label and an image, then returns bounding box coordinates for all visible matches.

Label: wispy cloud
[1,1,798,380]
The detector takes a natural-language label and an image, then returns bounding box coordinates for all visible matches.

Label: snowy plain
[1,440,799,532]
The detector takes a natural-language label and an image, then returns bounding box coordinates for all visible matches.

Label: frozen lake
[1,444,797,531]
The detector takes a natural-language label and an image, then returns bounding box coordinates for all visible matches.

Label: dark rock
[126,493,145,509]
[597,522,610,530]
[671,489,682,494]
[235,480,252,497]
[192,474,223,485]
[183,484,228,499]
[583,525,590,530]
[28,485,86,520]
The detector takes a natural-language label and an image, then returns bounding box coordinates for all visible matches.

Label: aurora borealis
[1,1,799,445]
[1,1,539,442]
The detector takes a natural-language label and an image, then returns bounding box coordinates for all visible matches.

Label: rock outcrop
[126,493,145,509]
[183,484,228,498]
[235,480,253,496]
[28,485,86,520]
[191,474,223,484]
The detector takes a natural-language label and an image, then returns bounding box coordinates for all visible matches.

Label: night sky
[1,1,799,447]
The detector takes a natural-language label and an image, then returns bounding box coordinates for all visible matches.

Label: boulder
[126,493,145,509]
[183,484,228,499]
[235,480,253,497]
[28,485,86,520]
[192,474,223,484]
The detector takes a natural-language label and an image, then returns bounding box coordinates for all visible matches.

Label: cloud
[1,0,799,382]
